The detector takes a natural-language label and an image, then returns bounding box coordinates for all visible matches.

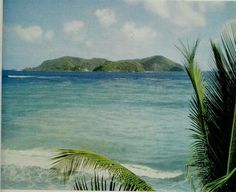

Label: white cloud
[144,0,206,27]
[76,21,158,61]
[45,30,54,40]
[14,25,43,42]
[63,20,85,42]
[95,8,117,26]
[142,0,170,19]
[121,22,157,42]
[124,0,225,28]
[172,2,206,27]
[197,1,225,12]
[123,0,141,5]
[63,20,84,34]
[13,25,54,43]
[85,40,93,48]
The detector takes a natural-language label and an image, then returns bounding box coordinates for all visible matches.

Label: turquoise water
[2,71,193,191]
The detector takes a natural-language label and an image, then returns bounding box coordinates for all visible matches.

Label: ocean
[1,70,193,191]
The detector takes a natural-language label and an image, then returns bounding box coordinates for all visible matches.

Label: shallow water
[2,70,193,191]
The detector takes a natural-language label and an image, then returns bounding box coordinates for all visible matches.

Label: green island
[23,55,183,72]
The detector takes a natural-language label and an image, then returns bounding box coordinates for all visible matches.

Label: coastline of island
[22,55,183,72]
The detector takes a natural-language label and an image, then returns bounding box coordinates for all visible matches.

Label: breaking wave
[123,164,183,179]
[2,149,183,180]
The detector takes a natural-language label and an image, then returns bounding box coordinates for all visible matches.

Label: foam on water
[7,75,36,78]
[2,149,54,169]
[123,164,183,179]
[2,149,183,181]
[7,75,61,79]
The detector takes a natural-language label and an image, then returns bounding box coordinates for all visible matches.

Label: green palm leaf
[221,24,236,175]
[177,40,210,185]
[204,167,236,192]
[73,173,139,191]
[203,22,236,192]
[179,22,236,191]
[51,149,154,191]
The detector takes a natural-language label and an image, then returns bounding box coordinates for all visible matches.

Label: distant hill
[93,60,144,72]
[23,55,183,72]
[136,55,183,71]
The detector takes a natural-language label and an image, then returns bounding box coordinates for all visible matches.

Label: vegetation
[24,56,107,72]
[93,61,144,72]
[177,23,236,191]
[24,55,183,72]
[51,149,154,191]
[73,174,140,191]
[51,23,236,191]
[137,55,183,71]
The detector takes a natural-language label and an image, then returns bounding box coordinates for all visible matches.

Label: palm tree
[177,22,236,191]
[73,174,140,191]
[51,149,154,191]
[51,23,236,191]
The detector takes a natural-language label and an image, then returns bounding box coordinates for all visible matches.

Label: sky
[3,0,236,70]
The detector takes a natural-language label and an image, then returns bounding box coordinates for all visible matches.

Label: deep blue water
[1,70,193,191]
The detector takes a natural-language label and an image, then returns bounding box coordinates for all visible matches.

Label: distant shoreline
[3,69,184,73]
[22,55,183,72]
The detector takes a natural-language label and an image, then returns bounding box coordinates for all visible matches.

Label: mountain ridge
[23,55,183,72]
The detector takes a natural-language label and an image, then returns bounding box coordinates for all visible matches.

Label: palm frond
[179,22,236,191]
[51,149,154,191]
[228,101,236,174]
[73,172,138,191]
[203,23,236,191]
[177,40,209,185]
[204,167,236,192]
[221,23,236,175]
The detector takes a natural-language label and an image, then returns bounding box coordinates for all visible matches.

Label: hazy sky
[3,0,236,70]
